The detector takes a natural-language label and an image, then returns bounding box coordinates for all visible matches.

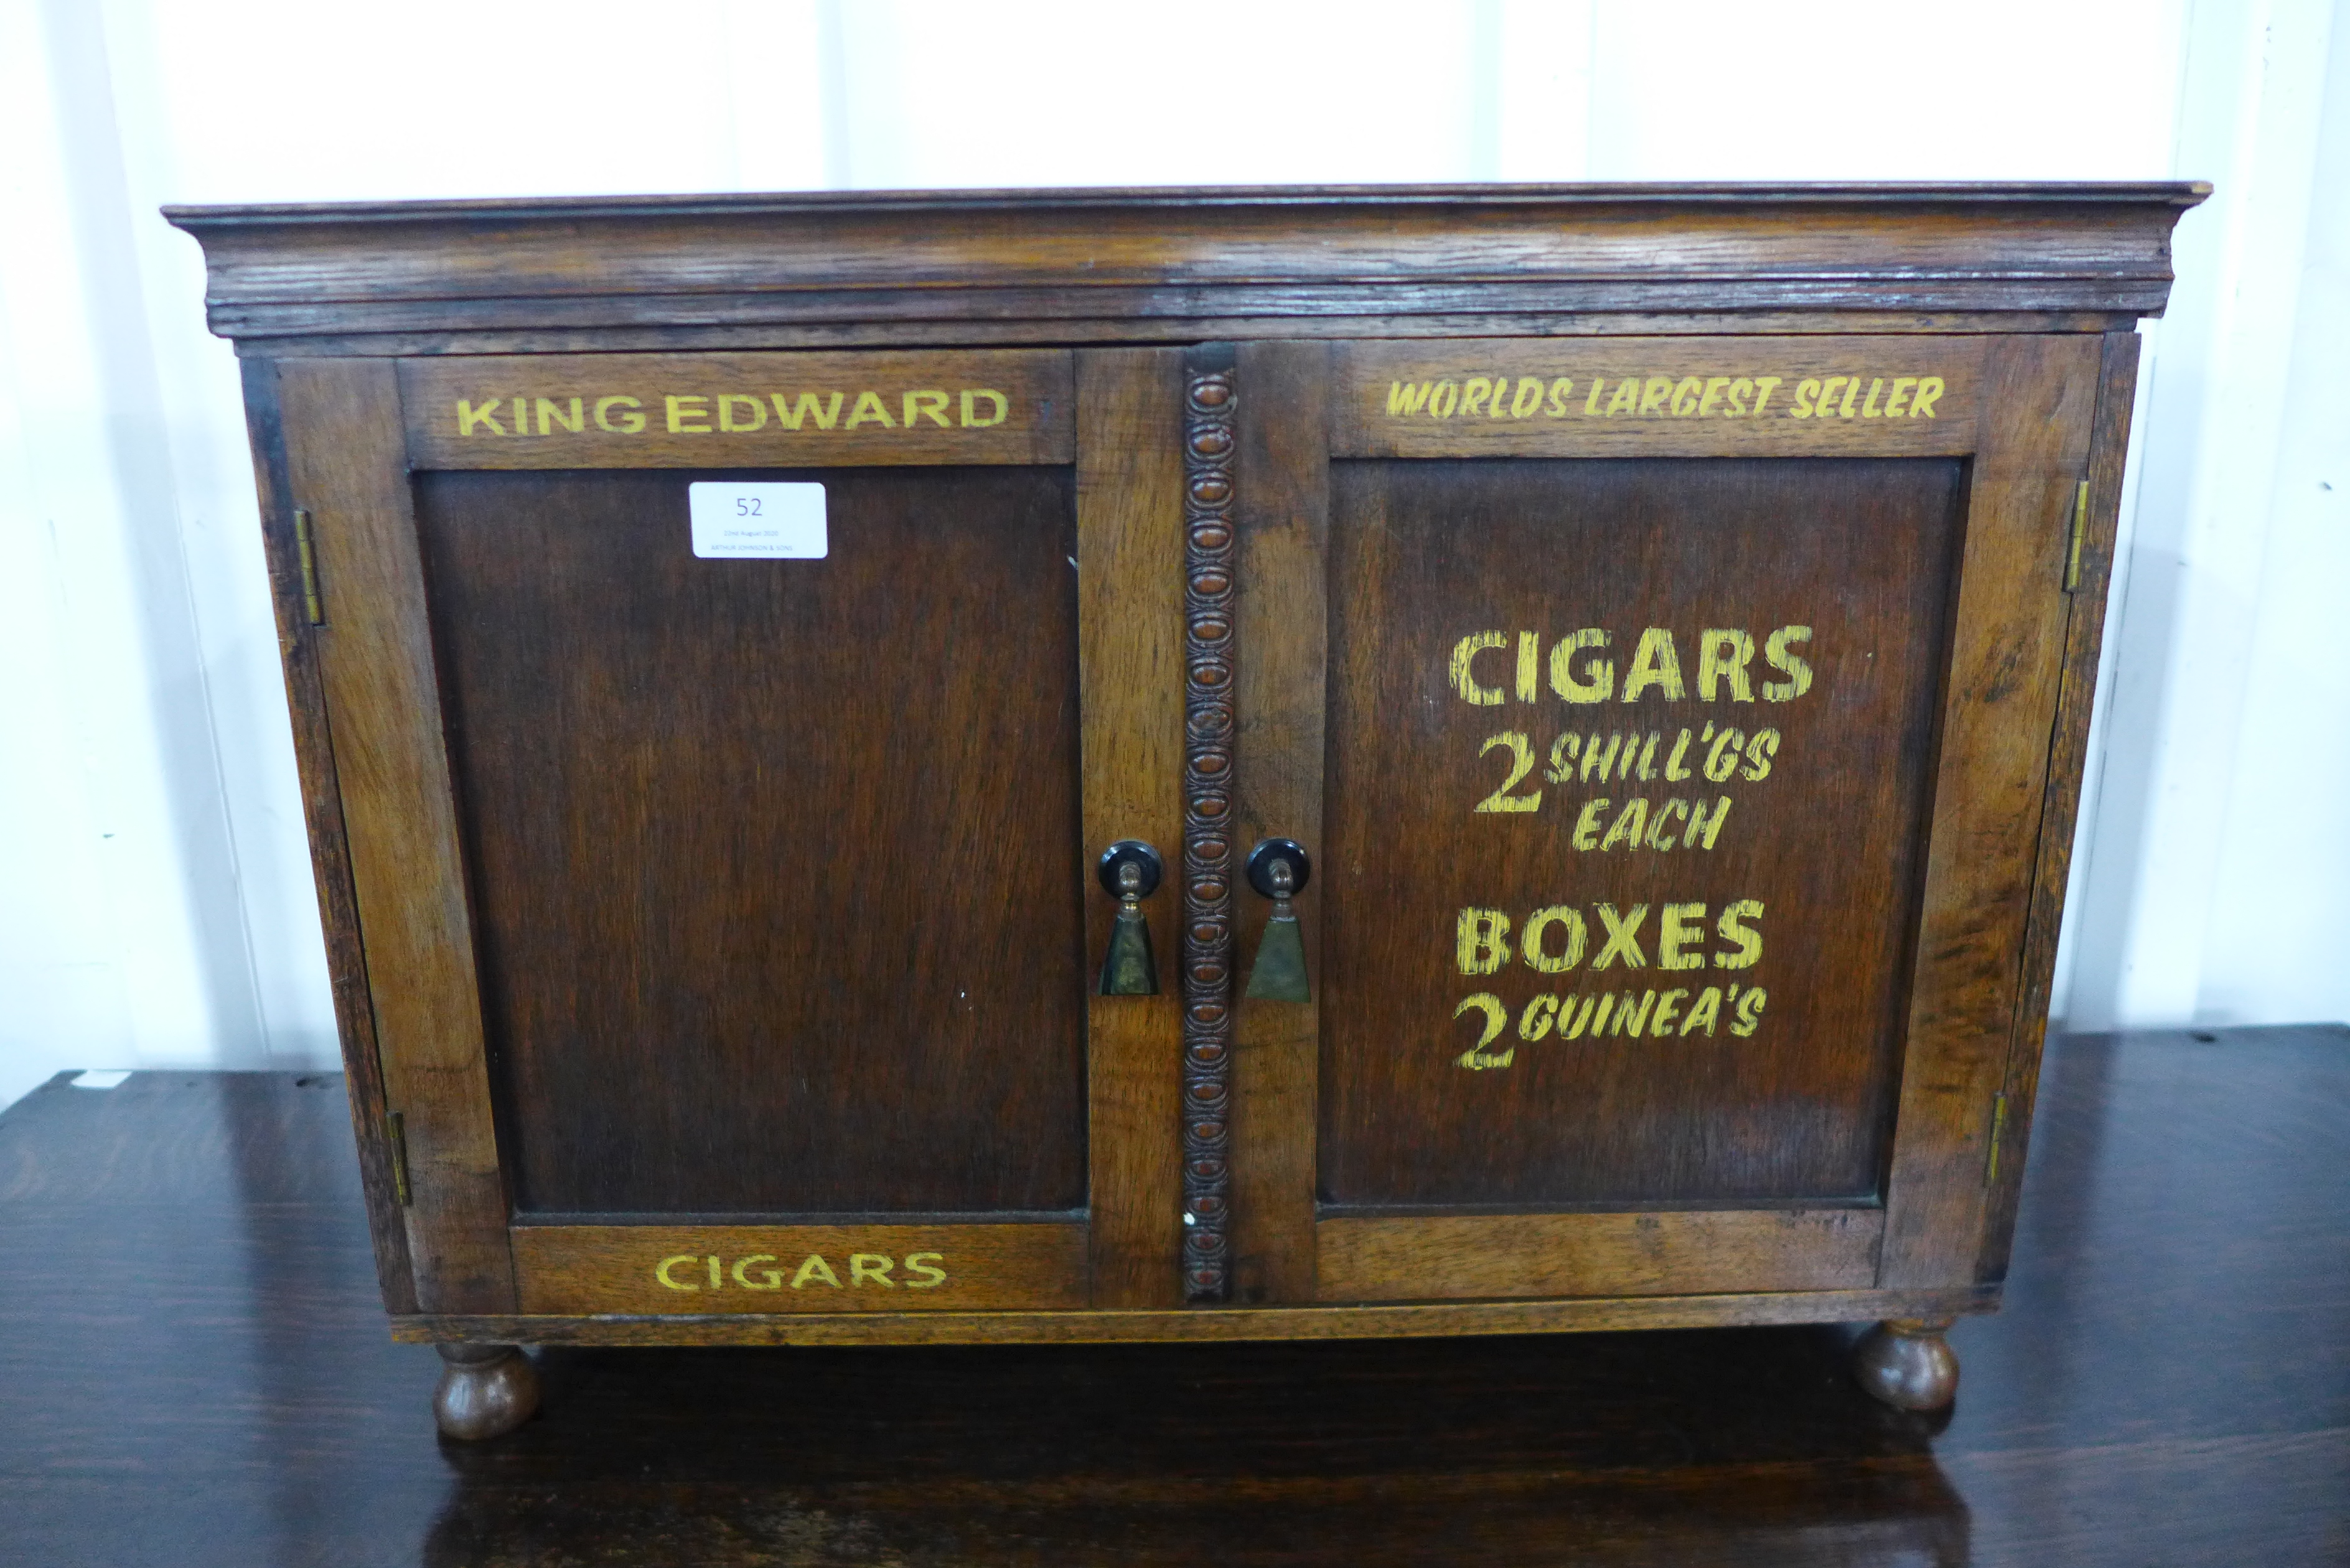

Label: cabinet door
[1223,338,2102,1305]
[279,349,1190,1317]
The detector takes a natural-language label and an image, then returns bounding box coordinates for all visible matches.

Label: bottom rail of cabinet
[392,1286,1998,1348]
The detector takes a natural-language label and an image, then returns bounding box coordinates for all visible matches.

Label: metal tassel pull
[1097,841,1164,996]
[1243,839,1313,1003]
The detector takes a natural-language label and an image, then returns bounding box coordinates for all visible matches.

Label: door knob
[1096,840,1164,996]
[1243,838,1313,1002]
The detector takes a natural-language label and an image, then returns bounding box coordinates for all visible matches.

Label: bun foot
[1853,1317,1959,1411]
[433,1342,540,1440]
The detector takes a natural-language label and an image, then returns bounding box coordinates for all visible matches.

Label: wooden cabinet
[171,184,2203,1435]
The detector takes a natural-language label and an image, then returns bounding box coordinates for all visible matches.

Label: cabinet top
[165,181,2209,357]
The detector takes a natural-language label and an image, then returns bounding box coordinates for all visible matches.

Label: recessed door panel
[415,465,1085,1218]
[1318,457,1965,1208]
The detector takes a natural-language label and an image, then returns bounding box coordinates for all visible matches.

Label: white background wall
[1,0,2343,1111]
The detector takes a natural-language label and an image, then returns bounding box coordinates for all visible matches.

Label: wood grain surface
[278,358,516,1314]
[1318,457,1964,1207]
[402,350,1071,467]
[1075,350,1187,1308]
[512,1222,1087,1313]
[414,465,1087,1217]
[1876,335,2099,1289]
[166,184,2206,355]
[1229,342,1330,1305]
[6,1034,2344,1567]
[1316,1208,1882,1301]
[1334,337,1984,457]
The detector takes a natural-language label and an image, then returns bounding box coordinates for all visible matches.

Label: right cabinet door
[1224,336,2104,1307]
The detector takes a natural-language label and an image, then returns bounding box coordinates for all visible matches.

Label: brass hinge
[385,1110,413,1206]
[294,508,324,625]
[2062,481,2090,593]
[1983,1093,2009,1187]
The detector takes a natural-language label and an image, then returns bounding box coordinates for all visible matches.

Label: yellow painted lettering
[1633,732,1659,782]
[1698,376,1731,416]
[849,1253,897,1287]
[1511,376,1546,418]
[1730,986,1768,1036]
[1637,376,1673,416]
[511,396,528,432]
[655,1254,701,1290]
[1545,732,1580,783]
[1910,376,1944,418]
[594,394,646,433]
[1726,376,1753,417]
[1611,989,1656,1036]
[1664,728,1695,780]
[1453,992,1510,1068]
[1449,632,1509,705]
[1585,377,1606,414]
[1620,628,1687,702]
[1681,986,1723,1035]
[902,390,951,427]
[709,1256,723,1289]
[1604,379,1640,416]
[1385,381,1433,416]
[1459,377,1492,418]
[1685,796,1733,849]
[1660,903,1707,969]
[1886,376,1916,418]
[960,388,1009,427]
[1815,376,1846,417]
[1517,994,1560,1041]
[1523,906,1586,973]
[1571,798,1609,851]
[1751,375,1783,415]
[772,391,843,429]
[535,396,584,434]
[1474,731,1541,813]
[1593,902,1649,969]
[1861,378,1886,418]
[904,1253,947,1288]
[1550,628,1614,703]
[1543,376,1575,416]
[1645,796,1690,849]
[1669,375,1704,416]
[1456,908,1512,975]
[1515,631,1541,702]
[1559,996,1596,1039]
[1698,628,1756,701]
[665,394,711,433]
[1704,726,1746,782]
[1742,729,1781,780]
[1762,625,1814,701]
[1428,381,1460,418]
[732,1254,782,1290]
[1650,987,1688,1037]
[1578,732,1622,783]
[1790,379,1820,419]
[790,1254,843,1289]
[717,393,768,432]
[456,398,506,436]
[1715,898,1764,968]
[845,390,895,429]
[1839,376,1862,418]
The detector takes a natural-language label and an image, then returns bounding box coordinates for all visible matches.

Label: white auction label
[688,482,828,559]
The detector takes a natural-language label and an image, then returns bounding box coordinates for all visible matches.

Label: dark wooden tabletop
[2,1025,2345,1566]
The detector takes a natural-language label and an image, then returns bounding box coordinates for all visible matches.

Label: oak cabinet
[169,183,2203,1435]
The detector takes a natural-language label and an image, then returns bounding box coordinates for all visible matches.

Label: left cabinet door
[274,350,1189,1318]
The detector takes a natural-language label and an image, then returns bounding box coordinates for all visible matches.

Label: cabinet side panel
[238,357,418,1315]
[1876,335,2100,1289]
[1977,330,2143,1282]
[278,358,517,1313]
[1079,350,1187,1308]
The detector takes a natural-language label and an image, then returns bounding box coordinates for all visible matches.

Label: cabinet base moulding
[393,1287,1997,1348]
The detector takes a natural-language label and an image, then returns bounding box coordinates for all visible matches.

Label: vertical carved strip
[1181,346,1238,1303]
